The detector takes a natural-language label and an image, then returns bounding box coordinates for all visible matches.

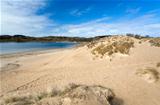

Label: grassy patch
[91,39,134,57]
[4,95,35,105]
[149,38,160,47]
[87,41,97,49]
[59,83,79,96]
[1,84,114,105]
[136,67,159,83]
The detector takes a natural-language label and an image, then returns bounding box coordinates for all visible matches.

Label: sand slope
[0,36,160,105]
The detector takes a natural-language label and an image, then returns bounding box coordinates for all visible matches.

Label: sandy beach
[0,36,160,105]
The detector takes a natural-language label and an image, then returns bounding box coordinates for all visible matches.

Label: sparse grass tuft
[90,37,134,58]
[59,83,79,96]
[149,38,160,47]
[157,62,160,68]
[136,67,159,83]
[139,41,142,44]
[87,41,97,48]
[1,84,115,105]
[4,95,34,105]
[113,41,134,54]
[36,92,48,101]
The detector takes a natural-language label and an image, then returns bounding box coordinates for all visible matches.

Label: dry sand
[0,36,160,105]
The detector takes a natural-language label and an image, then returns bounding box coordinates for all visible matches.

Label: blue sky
[1,0,160,37]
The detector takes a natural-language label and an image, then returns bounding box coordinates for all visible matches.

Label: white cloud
[0,0,55,36]
[50,13,160,37]
[126,7,141,14]
[70,7,92,16]
[1,0,160,37]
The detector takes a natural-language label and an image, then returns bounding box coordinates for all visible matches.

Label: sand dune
[0,36,160,105]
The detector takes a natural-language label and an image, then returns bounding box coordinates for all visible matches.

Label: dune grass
[4,95,35,105]
[136,67,159,83]
[2,88,61,105]
[91,40,134,57]
[149,38,160,47]
[88,36,135,58]
[87,41,97,49]
[1,84,114,105]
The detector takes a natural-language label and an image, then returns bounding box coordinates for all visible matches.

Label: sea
[0,42,77,54]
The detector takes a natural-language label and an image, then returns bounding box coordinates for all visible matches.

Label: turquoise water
[0,42,77,54]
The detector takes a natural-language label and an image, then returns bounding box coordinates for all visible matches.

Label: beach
[0,36,160,105]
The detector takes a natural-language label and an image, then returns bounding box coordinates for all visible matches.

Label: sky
[1,0,160,37]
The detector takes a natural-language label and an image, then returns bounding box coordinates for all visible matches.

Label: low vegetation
[126,33,150,39]
[149,38,160,47]
[88,36,134,58]
[4,95,35,105]
[136,67,159,83]
[1,84,115,105]
[86,41,98,49]
[157,62,160,68]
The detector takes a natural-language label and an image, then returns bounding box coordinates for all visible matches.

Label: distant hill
[0,35,95,42]
[0,34,156,42]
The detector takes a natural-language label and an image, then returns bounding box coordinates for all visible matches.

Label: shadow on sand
[111,97,124,105]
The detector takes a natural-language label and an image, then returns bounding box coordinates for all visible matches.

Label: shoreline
[0,41,82,58]
[0,48,65,59]
[0,43,83,59]
[0,46,79,71]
